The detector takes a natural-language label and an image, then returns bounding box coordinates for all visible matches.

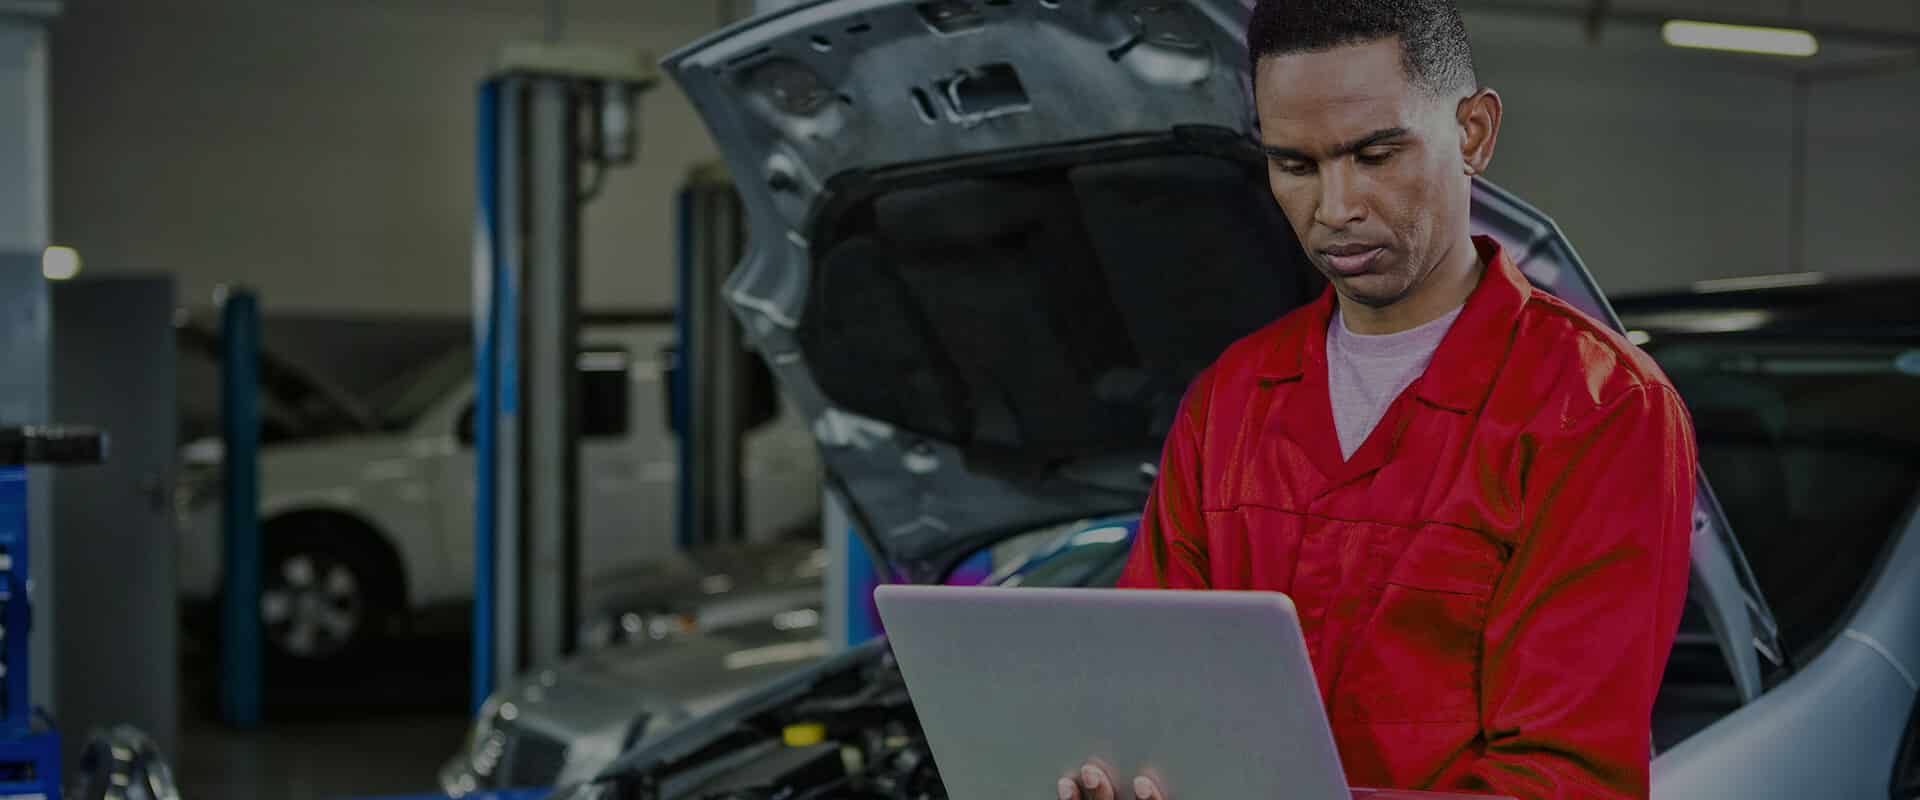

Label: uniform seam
[1525,292,1667,387]
[1553,382,1670,435]
[1197,502,1491,538]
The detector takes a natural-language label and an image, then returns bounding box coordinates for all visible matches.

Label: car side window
[1648,340,1920,662]
[454,347,632,443]
[580,347,632,440]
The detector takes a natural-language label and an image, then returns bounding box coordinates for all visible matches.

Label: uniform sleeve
[1453,385,1696,800]
[1115,368,1215,590]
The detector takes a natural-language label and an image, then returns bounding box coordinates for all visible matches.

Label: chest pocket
[1330,524,1508,723]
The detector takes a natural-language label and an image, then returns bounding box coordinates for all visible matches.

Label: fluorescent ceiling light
[42,246,81,281]
[1663,20,1819,57]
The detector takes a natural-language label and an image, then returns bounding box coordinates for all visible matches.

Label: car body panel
[446,621,835,791]
[1846,502,1920,687]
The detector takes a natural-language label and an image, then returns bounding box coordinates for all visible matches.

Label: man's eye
[1356,149,1394,165]
[1273,160,1314,176]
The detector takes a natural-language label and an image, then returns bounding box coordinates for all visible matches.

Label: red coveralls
[1116,236,1696,800]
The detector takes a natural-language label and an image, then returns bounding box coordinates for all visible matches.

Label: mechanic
[1062,2,1696,800]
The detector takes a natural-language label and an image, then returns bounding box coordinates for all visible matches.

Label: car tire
[258,515,404,674]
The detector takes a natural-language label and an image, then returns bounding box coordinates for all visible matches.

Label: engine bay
[577,647,944,800]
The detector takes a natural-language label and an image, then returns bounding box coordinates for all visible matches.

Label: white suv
[175,319,822,668]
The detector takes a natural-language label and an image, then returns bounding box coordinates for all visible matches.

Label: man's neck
[1338,238,1485,335]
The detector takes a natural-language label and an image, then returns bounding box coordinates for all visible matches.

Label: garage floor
[177,627,474,800]
[179,713,468,800]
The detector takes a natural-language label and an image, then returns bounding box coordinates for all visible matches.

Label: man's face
[1254,37,1471,308]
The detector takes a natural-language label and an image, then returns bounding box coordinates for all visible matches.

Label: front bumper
[353,791,552,800]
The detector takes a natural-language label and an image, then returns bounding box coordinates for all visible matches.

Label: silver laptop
[874,585,1350,800]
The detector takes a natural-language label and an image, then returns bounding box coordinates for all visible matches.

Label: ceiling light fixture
[41,246,81,281]
[1663,20,1819,57]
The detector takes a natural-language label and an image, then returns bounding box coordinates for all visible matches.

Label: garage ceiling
[1469,0,1920,36]
[146,0,1920,42]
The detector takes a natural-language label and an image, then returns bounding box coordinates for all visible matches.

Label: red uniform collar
[1256,235,1529,414]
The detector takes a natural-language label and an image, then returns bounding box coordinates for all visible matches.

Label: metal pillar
[522,76,581,675]
[218,290,262,727]
[0,0,58,714]
[674,165,751,550]
[473,45,657,708]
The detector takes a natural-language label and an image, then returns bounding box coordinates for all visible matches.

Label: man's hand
[1059,764,1164,800]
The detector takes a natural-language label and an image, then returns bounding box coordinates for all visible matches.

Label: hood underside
[666,0,1298,577]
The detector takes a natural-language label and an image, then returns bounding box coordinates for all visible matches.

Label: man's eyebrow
[1257,127,1411,161]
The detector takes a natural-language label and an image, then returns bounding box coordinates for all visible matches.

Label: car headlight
[443,694,511,795]
[585,609,700,650]
[444,674,583,795]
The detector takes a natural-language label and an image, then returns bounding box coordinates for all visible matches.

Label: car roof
[1612,273,1920,338]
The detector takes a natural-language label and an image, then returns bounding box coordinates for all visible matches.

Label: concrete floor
[177,627,475,800]
[178,713,469,800]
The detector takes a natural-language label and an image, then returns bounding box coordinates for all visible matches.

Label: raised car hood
[666,0,1291,579]
[662,0,1782,690]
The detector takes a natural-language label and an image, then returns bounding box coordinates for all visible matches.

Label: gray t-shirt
[1325,304,1465,460]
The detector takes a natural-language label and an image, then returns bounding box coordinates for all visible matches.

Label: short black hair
[1247,0,1478,97]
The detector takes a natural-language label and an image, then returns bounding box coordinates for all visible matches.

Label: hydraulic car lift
[470,42,659,710]
[0,426,106,799]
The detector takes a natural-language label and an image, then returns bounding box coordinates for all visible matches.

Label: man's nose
[1313,163,1367,230]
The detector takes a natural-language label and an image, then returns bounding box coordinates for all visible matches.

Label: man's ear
[1456,87,1502,176]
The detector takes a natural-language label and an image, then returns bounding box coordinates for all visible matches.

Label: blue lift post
[470,78,512,714]
[672,166,755,554]
[0,465,59,797]
[1,426,110,799]
[218,289,263,728]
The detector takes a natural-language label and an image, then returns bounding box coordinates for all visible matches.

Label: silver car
[467,1,1920,797]
[442,517,1109,794]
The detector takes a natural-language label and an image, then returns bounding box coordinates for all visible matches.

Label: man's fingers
[1133,775,1163,800]
[1079,764,1118,800]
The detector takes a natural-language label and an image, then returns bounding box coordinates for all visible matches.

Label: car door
[435,384,480,605]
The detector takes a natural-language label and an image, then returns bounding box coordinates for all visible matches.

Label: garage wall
[1467,8,1920,294]
[45,1,1920,313]
[48,0,736,315]
[2,12,50,252]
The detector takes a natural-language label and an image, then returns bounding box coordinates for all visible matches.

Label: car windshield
[1643,337,1920,662]
[365,345,474,430]
[175,324,374,444]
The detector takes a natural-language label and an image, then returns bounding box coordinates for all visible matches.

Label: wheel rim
[260,551,363,659]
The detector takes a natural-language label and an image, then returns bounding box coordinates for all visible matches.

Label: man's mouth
[1318,244,1386,276]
